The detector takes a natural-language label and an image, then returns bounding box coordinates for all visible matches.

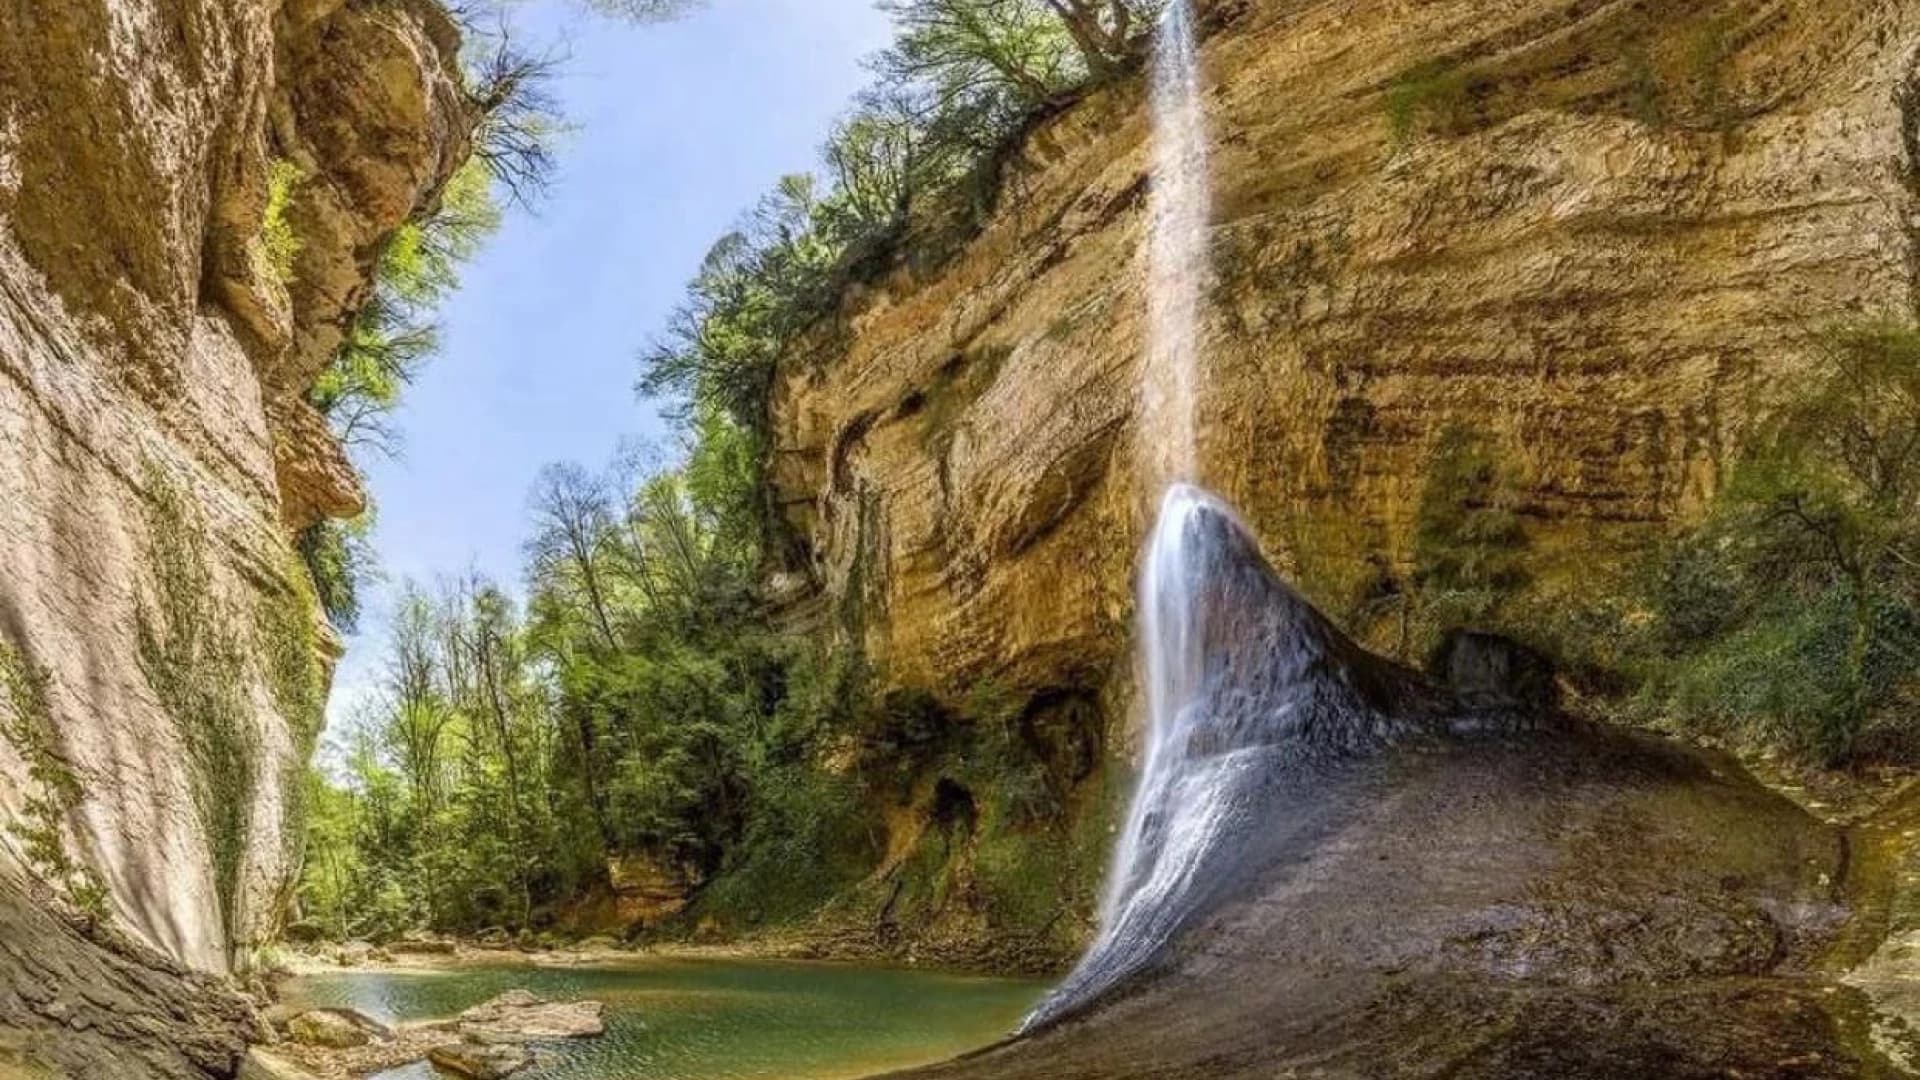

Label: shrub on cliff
[1635,321,1920,764]
[642,1,1163,460]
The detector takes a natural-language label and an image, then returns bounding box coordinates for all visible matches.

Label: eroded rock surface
[0,874,256,1080]
[769,0,1920,714]
[888,496,1890,1078]
[458,990,606,1041]
[0,0,470,979]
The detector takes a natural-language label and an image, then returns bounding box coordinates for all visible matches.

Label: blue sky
[327,0,895,729]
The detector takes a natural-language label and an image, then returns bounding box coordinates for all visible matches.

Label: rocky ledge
[885,498,1920,1079]
[257,990,604,1080]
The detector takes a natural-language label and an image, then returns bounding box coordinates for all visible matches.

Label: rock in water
[896,492,1884,1078]
[236,1048,325,1080]
[427,1040,535,1080]
[459,990,606,1040]
[284,1007,391,1049]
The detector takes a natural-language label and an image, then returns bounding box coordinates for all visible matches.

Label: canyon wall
[770,0,1920,716]
[0,0,469,972]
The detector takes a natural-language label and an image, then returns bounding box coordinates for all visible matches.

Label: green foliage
[878,0,1078,107]
[1410,426,1531,643]
[297,514,377,633]
[311,161,499,460]
[261,158,304,285]
[135,469,257,953]
[259,556,330,879]
[643,177,843,434]
[643,1,1159,460]
[260,560,328,753]
[1623,44,1666,129]
[1626,322,1920,763]
[301,403,1107,954]
[303,160,500,626]
[0,641,110,926]
[1682,13,1739,130]
[1385,60,1473,145]
[578,0,704,21]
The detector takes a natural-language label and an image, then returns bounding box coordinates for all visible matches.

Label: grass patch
[1682,14,1740,131]
[1624,44,1666,129]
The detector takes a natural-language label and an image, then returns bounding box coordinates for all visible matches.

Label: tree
[876,0,1076,107]
[527,463,625,652]
[640,175,839,433]
[579,0,704,20]
[1632,321,1920,764]
[383,586,456,817]
[1700,322,1920,758]
[1041,0,1146,79]
[1411,425,1531,634]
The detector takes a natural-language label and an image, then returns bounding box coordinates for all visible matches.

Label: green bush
[1615,322,1920,764]
[1404,425,1531,652]
[261,158,304,285]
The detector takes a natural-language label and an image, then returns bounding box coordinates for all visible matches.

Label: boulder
[238,1048,326,1080]
[281,921,328,945]
[389,934,458,955]
[285,1007,391,1048]
[458,990,605,1040]
[427,1039,535,1080]
[1428,630,1560,715]
[260,1002,303,1033]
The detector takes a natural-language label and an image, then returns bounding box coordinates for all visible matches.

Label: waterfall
[1139,0,1212,492]
[1024,481,1435,1031]
[1022,0,1223,1032]
[1021,486,1242,1032]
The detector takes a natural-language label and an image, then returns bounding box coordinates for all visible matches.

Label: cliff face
[0,0,469,973]
[770,0,1920,711]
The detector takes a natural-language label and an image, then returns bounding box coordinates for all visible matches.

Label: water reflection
[285,958,1043,1080]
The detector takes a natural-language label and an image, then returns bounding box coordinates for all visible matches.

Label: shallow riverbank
[278,956,1044,1080]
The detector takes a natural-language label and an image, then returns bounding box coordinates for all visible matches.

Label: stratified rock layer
[0,0,469,975]
[769,0,1920,707]
[0,876,257,1079]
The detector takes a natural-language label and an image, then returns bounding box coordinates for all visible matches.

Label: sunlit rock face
[0,0,468,972]
[767,0,1920,711]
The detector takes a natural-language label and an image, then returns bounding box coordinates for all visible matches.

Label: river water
[284,958,1043,1080]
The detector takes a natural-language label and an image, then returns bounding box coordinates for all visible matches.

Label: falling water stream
[1138,0,1213,494]
[1022,0,1225,1031]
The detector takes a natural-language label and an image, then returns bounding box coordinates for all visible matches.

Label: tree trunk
[1045,0,1128,79]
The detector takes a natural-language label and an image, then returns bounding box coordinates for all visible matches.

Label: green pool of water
[284,958,1045,1080]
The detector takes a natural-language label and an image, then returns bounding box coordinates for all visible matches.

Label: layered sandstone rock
[769,0,1920,713]
[0,0,470,975]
